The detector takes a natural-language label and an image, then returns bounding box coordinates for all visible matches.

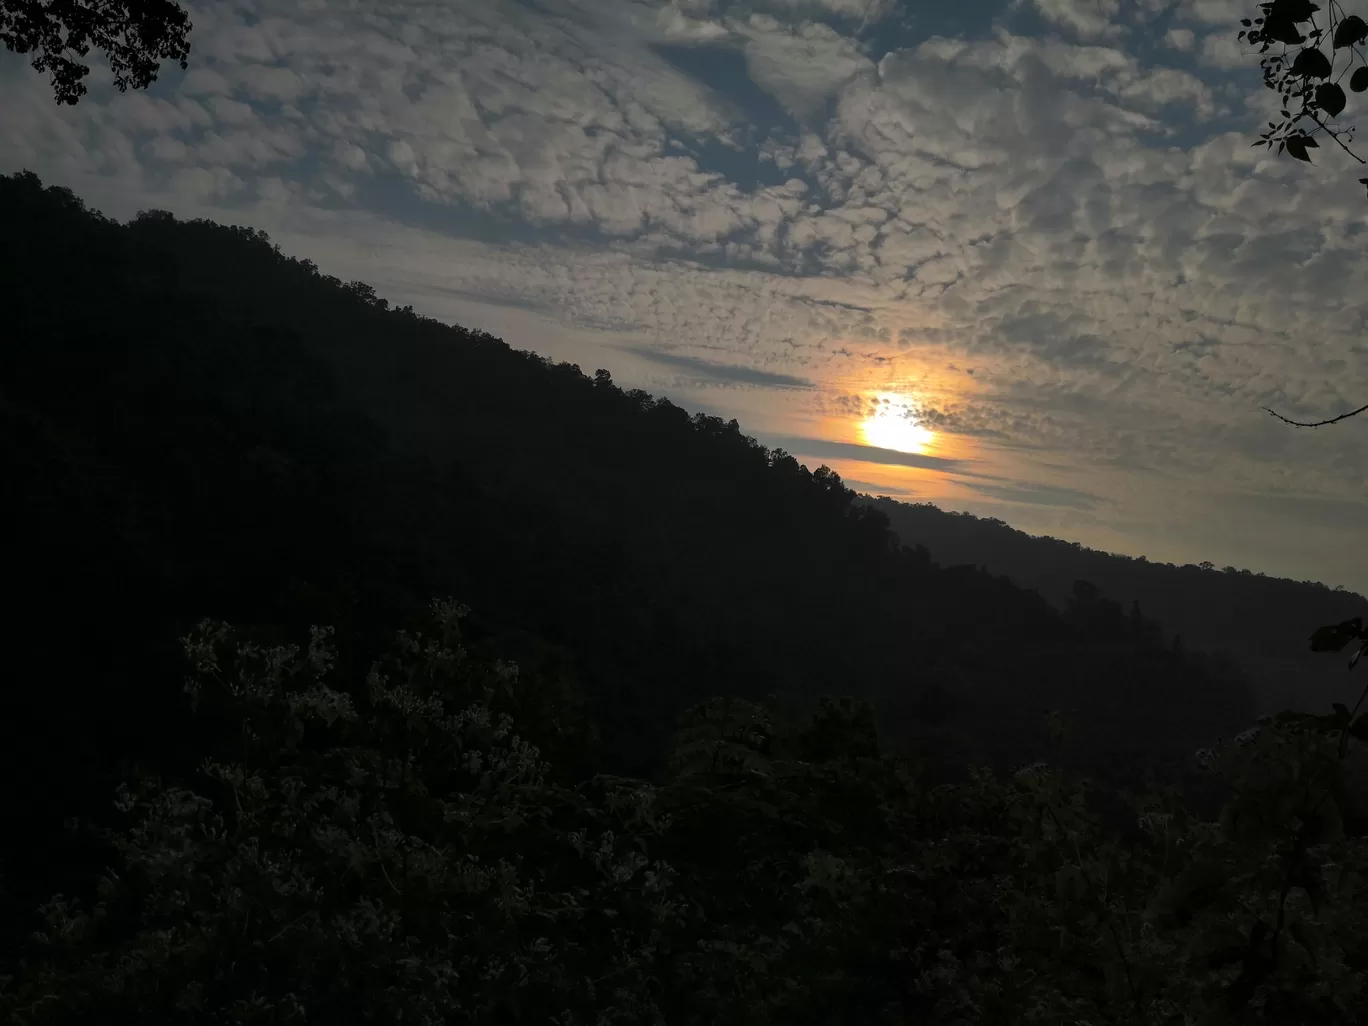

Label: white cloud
[1199,30,1249,69]
[655,4,731,42]
[1179,0,1248,25]
[741,19,873,122]
[1029,0,1125,41]
[1164,27,1195,50]
[756,0,897,22]
[1118,67,1217,120]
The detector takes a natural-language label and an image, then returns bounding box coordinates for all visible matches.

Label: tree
[0,600,681,1025]
[1238,0,1368,425]
[1,0,191,105]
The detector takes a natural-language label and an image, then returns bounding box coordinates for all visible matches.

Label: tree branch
[1306,111,1367,164]
[1262,401,1368,427]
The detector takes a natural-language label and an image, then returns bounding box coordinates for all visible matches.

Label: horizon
[4,0,1366,595]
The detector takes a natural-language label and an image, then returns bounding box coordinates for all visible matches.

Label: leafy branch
[1245,0,1368,171]
[1243,0,1368,425]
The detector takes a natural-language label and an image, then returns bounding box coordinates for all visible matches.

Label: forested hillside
[4,169,1368,1022]
[868,499,1368,716]
[2,169,1257,896]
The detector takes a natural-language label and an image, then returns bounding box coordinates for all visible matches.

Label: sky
[3,0,1367,594]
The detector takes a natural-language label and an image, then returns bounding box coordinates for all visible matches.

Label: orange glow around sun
[860,393,935,455]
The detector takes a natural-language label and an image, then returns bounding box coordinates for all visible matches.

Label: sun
[861,394,935,454]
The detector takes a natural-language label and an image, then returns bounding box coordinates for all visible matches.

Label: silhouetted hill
[2,171,1257,921]
[866,497,1368,716]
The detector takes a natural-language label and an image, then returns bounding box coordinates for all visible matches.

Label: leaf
[1262,15,1308,45]
[1270,0,1320,21]
[1352,67,1368,92]
[1334,14,1368,48]
[1352,641,1367,670]
[1291,47,1332,78]
[1316,81,1348,117]
[1309,617,1363,652]
[1287,135,1312,161]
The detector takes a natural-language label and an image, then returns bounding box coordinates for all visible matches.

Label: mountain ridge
[2,169,1267,916]
[866,495,1368,717]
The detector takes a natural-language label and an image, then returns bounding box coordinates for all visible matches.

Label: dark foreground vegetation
[3,170,1368,1022]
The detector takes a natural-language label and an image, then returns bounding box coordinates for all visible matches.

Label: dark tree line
[0,170,1262,942]
[866,498,1367,717]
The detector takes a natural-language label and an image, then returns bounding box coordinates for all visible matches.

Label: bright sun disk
[861,395,934,454]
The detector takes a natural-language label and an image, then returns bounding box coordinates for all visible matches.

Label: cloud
[1028,0,1124,41]
[1199,30,1247,69]
[1178,0,1246,25]
[843,477,921,498]
[769,436,974,473]
[1164,27,1195,51]
[740,19,873,123]
[619,346,817,388]
[961,479,1103,510]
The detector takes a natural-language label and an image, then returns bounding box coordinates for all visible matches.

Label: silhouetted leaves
[1274,0,1321,20]
[1311,617,1366,653]
[1317,80,1348,116]
[1260,14,1307,46]
[1287,132,1318,160]
[1292,46,1332,77]
[1242,0,1368,227]
[1335,13,1368,47]
[0,0,192,104]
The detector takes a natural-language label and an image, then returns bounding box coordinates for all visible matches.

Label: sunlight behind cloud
[861,393,935,454]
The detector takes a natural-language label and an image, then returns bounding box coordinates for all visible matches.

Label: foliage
[1,0,191,104]
[0,600,681,1026]
[4,606,1367,1025]
[1243,0,1368,174]
[2,167,1262,938]
[1310,617,1368,672]
[1238,0,1368,426]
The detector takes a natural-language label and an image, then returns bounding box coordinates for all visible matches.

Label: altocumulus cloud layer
[3,0,1367,591]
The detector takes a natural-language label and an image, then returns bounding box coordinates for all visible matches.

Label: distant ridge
[865,496,1368,717]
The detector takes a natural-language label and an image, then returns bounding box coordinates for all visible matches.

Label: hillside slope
[2,171,1258,912]
[867,498,1368,716]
